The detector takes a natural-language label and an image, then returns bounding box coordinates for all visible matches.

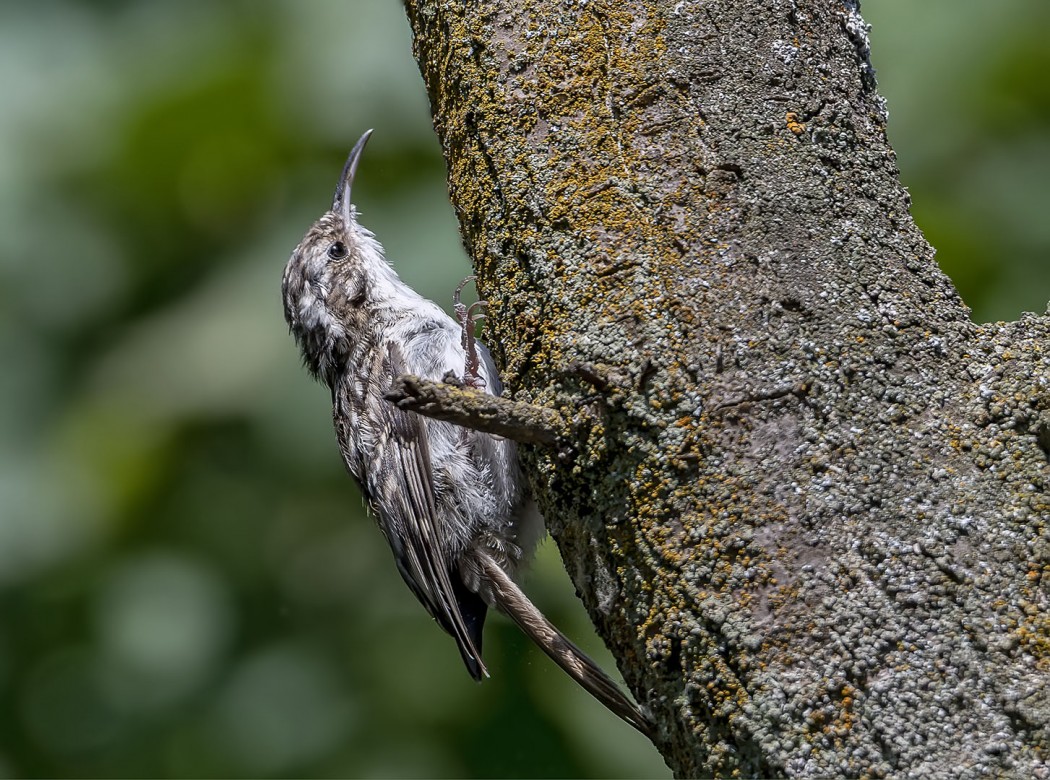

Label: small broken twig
[384,374,566,446]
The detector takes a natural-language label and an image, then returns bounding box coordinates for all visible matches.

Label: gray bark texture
[403,0,1049,777]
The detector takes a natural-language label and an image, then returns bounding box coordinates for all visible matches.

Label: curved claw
[451,279,488,389]
[454,276,477,323]
[466,301,488,324]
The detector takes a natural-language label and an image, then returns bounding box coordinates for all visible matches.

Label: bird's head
[282,129,382,382]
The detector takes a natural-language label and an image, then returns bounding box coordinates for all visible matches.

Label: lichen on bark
[404,0,1048,776]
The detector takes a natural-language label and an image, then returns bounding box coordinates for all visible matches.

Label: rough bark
[403,0,1049,777]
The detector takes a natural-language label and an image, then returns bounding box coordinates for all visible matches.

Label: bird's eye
[327,241,348,260]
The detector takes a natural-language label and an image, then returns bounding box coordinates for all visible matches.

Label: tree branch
[384,375,565,445]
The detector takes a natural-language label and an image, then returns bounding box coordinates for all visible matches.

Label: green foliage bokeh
[0,1,1045,777]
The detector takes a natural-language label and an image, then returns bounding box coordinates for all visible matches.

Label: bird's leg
[453,276,488,388]
[453,275,474,328]
[461,301,488,387]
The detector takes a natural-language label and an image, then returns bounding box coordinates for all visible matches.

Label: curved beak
[333,129,374,225]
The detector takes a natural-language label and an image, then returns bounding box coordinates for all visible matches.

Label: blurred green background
[0,1,1046,777]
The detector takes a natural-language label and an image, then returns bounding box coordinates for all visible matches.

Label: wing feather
[365,341,488,679]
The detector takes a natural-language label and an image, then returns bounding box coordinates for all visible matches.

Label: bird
[281,129,653,738]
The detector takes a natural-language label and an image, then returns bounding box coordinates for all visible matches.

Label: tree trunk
[403,0,1049,776]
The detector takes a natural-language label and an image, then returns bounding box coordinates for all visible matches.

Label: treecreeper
[281,130,653,738]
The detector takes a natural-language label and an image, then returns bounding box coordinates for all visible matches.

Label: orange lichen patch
[1015,603,1050,662]
[828,684,859,735]
[786,111,806,135]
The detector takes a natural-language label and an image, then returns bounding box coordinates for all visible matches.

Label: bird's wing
[358,340,488,679]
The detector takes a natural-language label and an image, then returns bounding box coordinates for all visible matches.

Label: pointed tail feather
[473,551,655,739]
